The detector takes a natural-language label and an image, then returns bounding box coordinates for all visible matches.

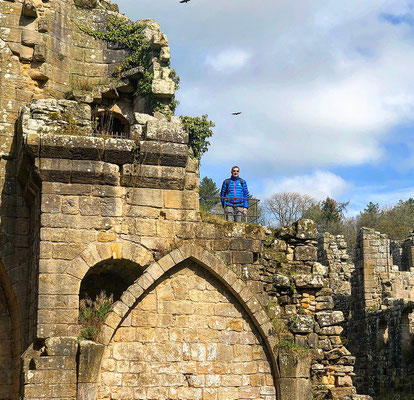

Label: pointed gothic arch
[91,243,280,399]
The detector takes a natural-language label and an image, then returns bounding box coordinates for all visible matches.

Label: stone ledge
[39,158,119,186]
[121,164,185,189]
[25,133,135,165]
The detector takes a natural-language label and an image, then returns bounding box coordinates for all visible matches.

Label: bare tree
[264,192,316,227]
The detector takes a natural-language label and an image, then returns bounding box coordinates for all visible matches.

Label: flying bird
[179,0,190,3]
[232,112,242,115]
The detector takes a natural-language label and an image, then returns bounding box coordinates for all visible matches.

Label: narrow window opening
[93,110,130,139]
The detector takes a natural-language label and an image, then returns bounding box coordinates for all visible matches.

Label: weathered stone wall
[0,0,176,392]
[0,1,378,399]
[98,261,276,400]
[321,228,414,398]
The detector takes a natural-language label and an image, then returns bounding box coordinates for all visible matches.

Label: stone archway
[93,244,279,400]
[37,240,154,338]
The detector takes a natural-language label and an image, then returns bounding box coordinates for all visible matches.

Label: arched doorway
[97,259,277,399]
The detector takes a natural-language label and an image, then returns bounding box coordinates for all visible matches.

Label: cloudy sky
[117,0,414,215]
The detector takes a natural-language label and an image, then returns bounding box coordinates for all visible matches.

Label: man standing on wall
[220,166,249,222]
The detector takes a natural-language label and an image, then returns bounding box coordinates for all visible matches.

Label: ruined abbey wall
[0,0,401,399]
[320,228,414,399]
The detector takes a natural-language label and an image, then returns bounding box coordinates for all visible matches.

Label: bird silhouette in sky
[179,0,190,3]
[232,112,242,115]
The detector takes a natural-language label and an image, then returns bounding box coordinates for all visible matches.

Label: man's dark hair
[231,166,240,171]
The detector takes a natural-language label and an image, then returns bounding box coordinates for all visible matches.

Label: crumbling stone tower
[0,1,371,399]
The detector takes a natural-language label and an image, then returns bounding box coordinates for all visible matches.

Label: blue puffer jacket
[220,177,249,208]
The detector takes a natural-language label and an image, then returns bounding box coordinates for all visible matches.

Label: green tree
[357,198,414,240]
[180,114,215,163]
[199,177,220,212]
[364,202,380,214]
[320,197,348,223]
[357,202,380,231]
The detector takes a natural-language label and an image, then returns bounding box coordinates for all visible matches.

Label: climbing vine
[78,16,151,71]
[180,114,215,163]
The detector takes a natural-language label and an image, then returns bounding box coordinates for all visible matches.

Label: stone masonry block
[169,248,184,265]
[163,190,182,209]
[81,246,101,267]
[139,272,155,290]
[38,295,78,310]
[222,270,238,287]
[96,243,113,261]
[239,286,254,304]
[31,356,76,370]
[105,311,122,330]
[246,297,262,316]
[146,262,164,281]
[254,308,268,326]
[120,291,135,308]
[39,158,72,183]
[279,378,311,400]
[41,194,61,213]
[139,141,188,167]
[178,243,196,260]
[127,283,144,299]
[38,259,68,274]
[78,341,105,384]
[294,245,317,261]
[133,245,153,267]
[71,160,119,186]
[52,243,84,260]
[39,274,80,295]
[145,119,188,144]
[112,301,129,318]
[157,254,175,272]
[207,256,228,278]
[232,279,245,295]
[96,324,114,345]
[65,256,89,280]
[230,238,253,251]
[232,251,253,264]
[79,197,101,216]
[38,309,78,325]
[45,337,78,356]
[25,369,76,385]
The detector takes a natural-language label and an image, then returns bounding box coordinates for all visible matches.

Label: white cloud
[263,171,353,201]
[205,49,251,72]
[118,0,414,205]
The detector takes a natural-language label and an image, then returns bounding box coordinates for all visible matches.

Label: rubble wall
[322,228,414,399]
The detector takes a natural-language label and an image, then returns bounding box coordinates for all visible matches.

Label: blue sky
[117,0,414,215]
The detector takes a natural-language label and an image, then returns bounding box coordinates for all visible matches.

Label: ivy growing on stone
[180,114,215,163]
[78,16,151,72]
[77,16,180,118]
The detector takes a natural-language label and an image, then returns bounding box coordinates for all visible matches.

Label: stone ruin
[0,0,412,399]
